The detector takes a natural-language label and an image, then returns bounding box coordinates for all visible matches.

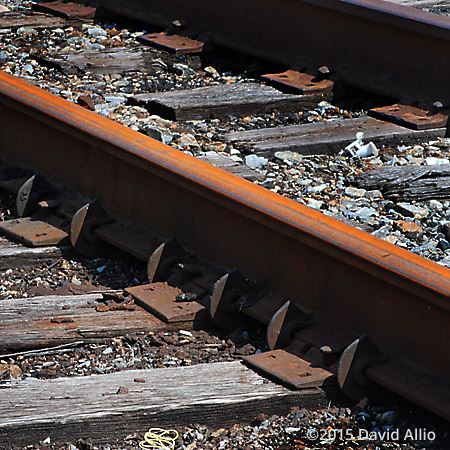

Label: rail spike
[337,335,386,402]
[208,268,250,331]
[266,300,313,350]
[70,200,112,258]
[147,237,185,283]
[17,173,58,217]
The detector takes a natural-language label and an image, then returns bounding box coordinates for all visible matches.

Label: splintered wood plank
[0,361,328,446]
[356,165,450,201]
[35,47,163,75]
[130,82,330,121]
[222,117,446,157]
[0,11,65,30]
[0,236,72,269]
[0,293,179,353]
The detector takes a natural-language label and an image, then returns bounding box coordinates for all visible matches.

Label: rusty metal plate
[261,70,333,95]
[125,282,208,322]
[243,349,335,390]
[137,32,204,54]
[0,216,68,247]
[369,104,448,130]
[32,1,97,19]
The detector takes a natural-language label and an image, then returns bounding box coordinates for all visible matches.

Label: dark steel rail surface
[1,71,449,390]
[89,0,450,105]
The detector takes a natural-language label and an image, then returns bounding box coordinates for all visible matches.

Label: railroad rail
[90,0,450,106]
[2,0,450,439]
[1,62,450,426]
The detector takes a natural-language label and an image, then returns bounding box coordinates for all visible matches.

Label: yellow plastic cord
[139,428,179,450]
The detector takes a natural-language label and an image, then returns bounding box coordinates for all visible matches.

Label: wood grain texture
[0,293,180,353]
[356,165,450,201]
[0,11,65,30]
[223,117,446,157]
[0,361,329,446]
[130,82,330,120]
[0,236,72,269]
[36,47,162,75]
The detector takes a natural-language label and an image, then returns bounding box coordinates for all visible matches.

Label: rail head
[303,0,450,40]
[1,71,450,311]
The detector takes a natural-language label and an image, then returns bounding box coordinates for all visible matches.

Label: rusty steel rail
[0,71,450,415]
[89,0,450,106]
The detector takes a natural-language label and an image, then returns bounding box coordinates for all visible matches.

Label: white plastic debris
[244,154,268,168]
[425,157,450,165]
[345,132,378,158]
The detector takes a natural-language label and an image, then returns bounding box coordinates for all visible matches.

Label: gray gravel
[2,1,450,268]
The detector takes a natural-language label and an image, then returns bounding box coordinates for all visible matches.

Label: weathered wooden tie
[0,11,65,30]
[0,236,71,269]
[223,117,446,157]
[356,165,450,201]
[0,293,181,353]
[35,47,163,75]
[0,361,328,446]
[130,82,330,121]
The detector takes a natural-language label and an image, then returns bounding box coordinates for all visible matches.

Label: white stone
[364,190,382,200]
[428,199,443,210]
[305,198,323,210]
[274,151,303,165]
[345,186,366,198]
[394,202,429,219]
[204,66,220,78]
[87,27,107,38]
[310,184,328,194]
[244,154,268,168]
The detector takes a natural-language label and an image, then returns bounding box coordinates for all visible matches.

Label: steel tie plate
[0,216,68,247]
[125,282,208,322]
[369,104,448,130]
[32,0,97,19]
[243,349,335,390]
[137,32,204,54]
[261,70,333,95]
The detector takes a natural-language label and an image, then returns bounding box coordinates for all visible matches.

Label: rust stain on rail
[1,71,448,301]
[0,72,449,377]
